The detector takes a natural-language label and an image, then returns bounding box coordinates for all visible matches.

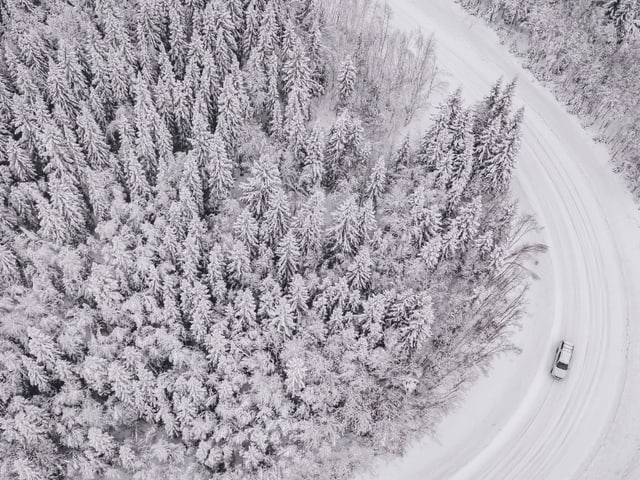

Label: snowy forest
[0,0,535,479]
[458,0,640,196]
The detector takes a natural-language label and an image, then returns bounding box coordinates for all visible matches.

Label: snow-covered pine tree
[47,57,79,120]
[133,73,160,178]
[240,151,282,219]
[284,86,308,157]
[206,131,234,208]
[168,2,188,75]
[282,25,314,109]
[299,126,326,191]
[393,134,412,172]
[484,107,523,193]
[293,190,326,260]
[234,288,257,331]
[324,109,364,188]
[366,156,387,208]
[327,194,362,256]
[189,280,215,343]
[6,137,36,181]
[0,243,19,286]
[400,292,434,353]
[347,246,373,291]
[225,239,251,286]
[45,174,87,244]
[263,186,292,246]
[337,55,357,107]
[216,73,244,158]
[77,103,111,169]
[233,207,259,253]
[276,230,301,283]
[178,151,205,219]
[287,274,310,317]
[202,0,239,74]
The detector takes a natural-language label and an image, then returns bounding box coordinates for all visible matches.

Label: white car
[550,340,574,379]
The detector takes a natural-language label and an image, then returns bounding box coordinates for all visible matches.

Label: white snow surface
[359,1,640,479]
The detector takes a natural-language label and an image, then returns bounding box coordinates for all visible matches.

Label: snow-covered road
[360,1,640,478]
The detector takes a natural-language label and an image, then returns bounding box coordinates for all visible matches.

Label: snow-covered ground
[359,0,640,478]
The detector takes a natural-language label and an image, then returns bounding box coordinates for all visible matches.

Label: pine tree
[216,73,243,156]
[123,139,152,204]
[107,48,134,104]
[155,49,177,126]
[282,27,313,108]
[284,87,308,156]
[407,185,442,249]
[327,195,362,256]
[445,111,474,209]
[434,149,455,191]
[284,357,306,394]
[240,152,281,219]
[59,39,87,100]
[0,243,19,286]
[473,77,503,138]
[242,0,263,58]
[360,198,377,244]
[254,2,280,70]
[207,244,228,302]
[178,151,205,219]
[233,207,259,253]
[83,167,116,222]
[400,293,434,353]
[324,110,355,188]
[418,90,463,170]
[268,298,296,338]
[207,131,234,207]
[46,174,87,244]
[263,187,291,246]
[419,234,443,271]
[77,103,110,169]
[181,217,206,282]
[337,56,356,107]
[293,190,325,259]
[287,274,309,317]
[454,196,483,249]
[200,51,223,119]
[276,230,301,283]
[234,288,257,330]
[494,78,517,122]
[168,3,188,75]
[137,0,164,53]
[474,114,502,170]
[393,134,412,171]
[7,137,36,181]
[347,247,373,291]
[189,280,215,342]
[484,108,523,193]
[173,79,194,149]
[366,156,387,207]
[47,58,79,120]
[226,240,251,286]
[133,73,160,177]
[299,126,325,190]
[202,0,238,74]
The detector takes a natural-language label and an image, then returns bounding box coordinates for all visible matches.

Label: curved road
[363,1,640,479]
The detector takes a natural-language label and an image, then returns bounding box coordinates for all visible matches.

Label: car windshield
[557,362,569,370]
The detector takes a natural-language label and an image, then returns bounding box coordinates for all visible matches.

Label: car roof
[559,342,574,362]
[559,350,572,363]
